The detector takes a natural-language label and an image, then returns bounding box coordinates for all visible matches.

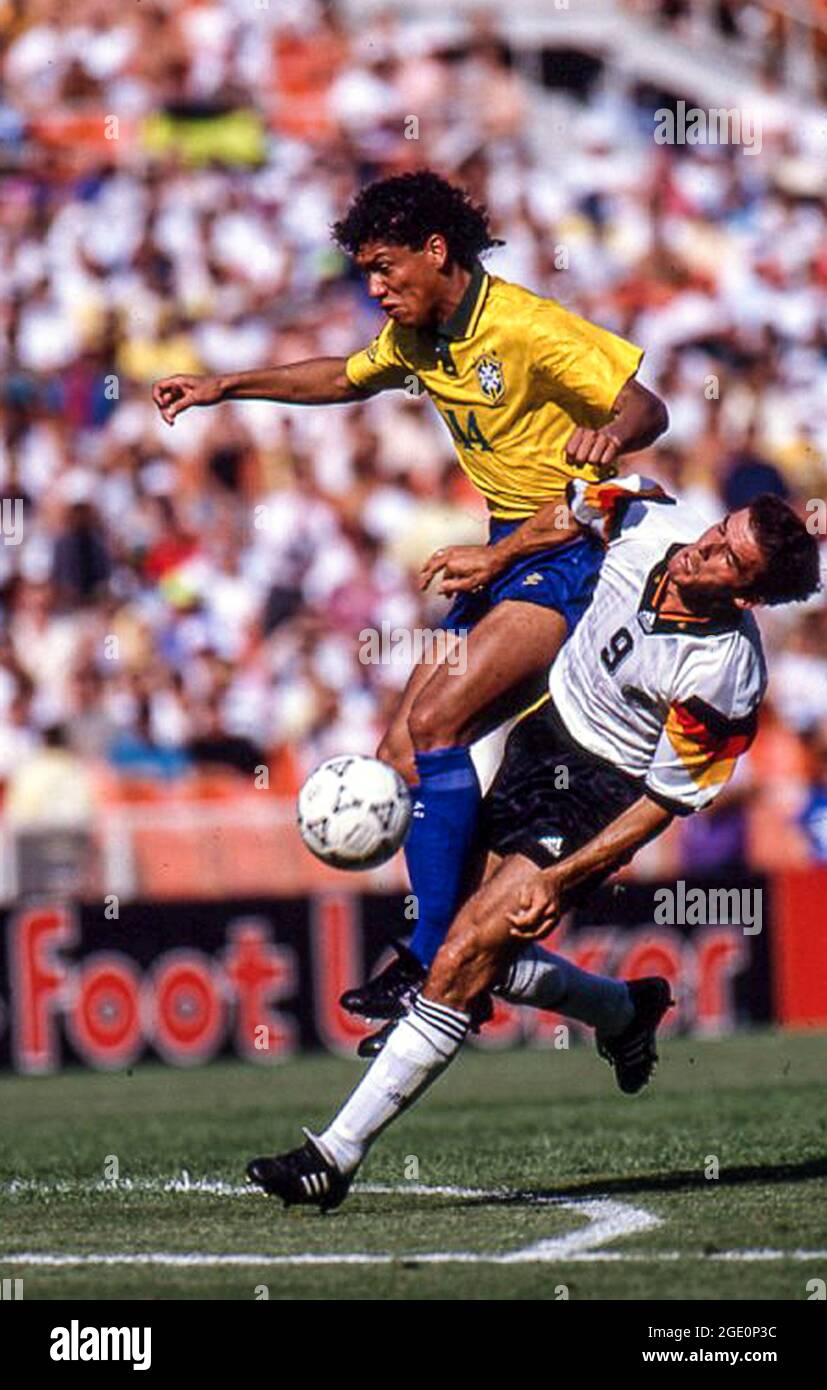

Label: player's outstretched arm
[152,357,366,425]
[566,379,669,469]
[507,793,673,940]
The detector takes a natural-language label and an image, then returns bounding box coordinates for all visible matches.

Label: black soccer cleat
[340,942,425,1021]
[246,1131,351,1212]
[357,992,494,1059]
[596,976,674,1095]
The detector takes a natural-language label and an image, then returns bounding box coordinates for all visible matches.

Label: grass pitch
[1,1030,826,1301]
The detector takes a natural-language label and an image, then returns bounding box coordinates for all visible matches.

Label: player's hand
[507,870,563,940]
[152,374,225,425]
[565,427,622,476]
[419,545,501,595]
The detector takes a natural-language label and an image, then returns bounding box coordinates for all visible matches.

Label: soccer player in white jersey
[246,480,821,1210]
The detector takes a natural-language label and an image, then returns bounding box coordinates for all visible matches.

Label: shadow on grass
[459,1156,827,1206]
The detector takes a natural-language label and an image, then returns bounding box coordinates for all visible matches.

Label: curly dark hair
[746,494,821,606]
[332,171,503,270]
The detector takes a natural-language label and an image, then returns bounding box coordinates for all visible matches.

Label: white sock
[316,994,470,1174]
[497,946,633,1036]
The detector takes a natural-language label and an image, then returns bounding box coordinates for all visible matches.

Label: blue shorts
[438,519,604,637]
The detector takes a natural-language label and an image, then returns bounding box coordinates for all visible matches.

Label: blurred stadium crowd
[0,0,826,880]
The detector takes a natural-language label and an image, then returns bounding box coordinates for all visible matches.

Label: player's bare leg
[349,602,568,1021]
[247,852,670,1207]
[408,601,565,751]
[247,855,578,1207]
[377,601,566,780]
[425,852,672,1091]
[375,658,439,786]
[423,853,538,1010]
[247,854,537,1207]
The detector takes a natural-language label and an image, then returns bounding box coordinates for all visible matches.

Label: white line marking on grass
[1,1177,570,1202]
[5,1176,251,1198]
[1,1178,654,1264]
[710,1248,827,1262]
[503,1198,658,1264]
[560,1250,827,1263]
[2,1179,822,1267]
[3,1248,827,1269]
[3,1177,516,1200]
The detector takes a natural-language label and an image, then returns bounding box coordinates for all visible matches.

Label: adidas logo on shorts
[538,834,564,858]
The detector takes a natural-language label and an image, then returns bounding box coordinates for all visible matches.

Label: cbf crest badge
[474,353,505,404]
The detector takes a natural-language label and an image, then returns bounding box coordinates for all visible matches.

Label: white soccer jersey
[548,477,767,814]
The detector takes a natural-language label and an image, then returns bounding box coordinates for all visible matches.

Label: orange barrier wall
[772,867,827,1027]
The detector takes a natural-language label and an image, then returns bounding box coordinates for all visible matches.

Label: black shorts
[481,699,643,870]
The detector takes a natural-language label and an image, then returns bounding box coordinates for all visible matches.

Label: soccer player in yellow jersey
[153,171,668,1019]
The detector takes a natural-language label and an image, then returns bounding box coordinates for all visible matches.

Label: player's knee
[376,729,417,786]
[426,955,471,1010]
[428,924,487,1006]
[407,690,463,752]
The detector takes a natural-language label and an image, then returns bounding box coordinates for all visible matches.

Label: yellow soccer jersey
[345,262,644,519]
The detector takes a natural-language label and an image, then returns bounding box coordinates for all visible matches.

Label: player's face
[668,509,765,606]
[355,239,447,328]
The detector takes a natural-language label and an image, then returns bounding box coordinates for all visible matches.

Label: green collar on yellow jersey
[436,260,489,341]
[429,261,490,375]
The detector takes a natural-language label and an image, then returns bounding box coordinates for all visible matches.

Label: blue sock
[405,746,481,968]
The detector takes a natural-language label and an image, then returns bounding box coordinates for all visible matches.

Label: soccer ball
[297,755,412,870]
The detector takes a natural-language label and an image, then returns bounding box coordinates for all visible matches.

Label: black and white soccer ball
[297,755,412,870]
